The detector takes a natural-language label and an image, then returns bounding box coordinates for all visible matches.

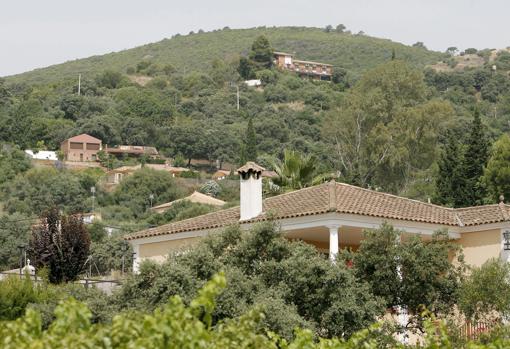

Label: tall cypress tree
[434,130,465,207]
[245,118,257,162]
[461,108,489,206]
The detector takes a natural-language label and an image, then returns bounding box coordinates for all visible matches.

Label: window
[86,143,100,150]
[70,142,83,150]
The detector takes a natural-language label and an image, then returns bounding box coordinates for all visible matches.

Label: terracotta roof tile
[125,182,510,241]
[65,134,101,143]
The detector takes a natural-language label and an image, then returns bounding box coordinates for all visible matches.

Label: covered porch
[276,212,459,260]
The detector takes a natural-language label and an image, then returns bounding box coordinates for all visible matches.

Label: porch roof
[125,181,510,241]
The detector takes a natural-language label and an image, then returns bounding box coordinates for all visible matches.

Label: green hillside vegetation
[5,26,444,85]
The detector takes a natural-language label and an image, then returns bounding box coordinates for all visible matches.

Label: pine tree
[461,108,489,206]
[248,35,273,69]
[483,134,510,203]
[244,118,257,162]
[434,131,465,207]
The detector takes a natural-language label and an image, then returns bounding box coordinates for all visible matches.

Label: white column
[132,243,140,274]
[328,225,340,261]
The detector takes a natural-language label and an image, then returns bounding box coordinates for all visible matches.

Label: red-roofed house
[61,134,102,162]
[126,162,510,274]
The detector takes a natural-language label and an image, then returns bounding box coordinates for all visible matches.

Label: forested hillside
[5,26,444,85]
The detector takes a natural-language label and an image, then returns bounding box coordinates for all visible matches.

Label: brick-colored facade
[61,134,102,162]
[274,51,333,80]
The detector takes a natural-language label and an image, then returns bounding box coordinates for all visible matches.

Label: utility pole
[78,74,81,95]
[236,84,240,111]
[90,186,96,212]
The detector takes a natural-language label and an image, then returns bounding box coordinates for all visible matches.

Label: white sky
[1,0,508,77]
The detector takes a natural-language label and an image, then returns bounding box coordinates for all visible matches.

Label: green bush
[0,276,52,321]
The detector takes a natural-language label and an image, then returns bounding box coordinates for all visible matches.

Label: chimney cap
[237,161,265,175]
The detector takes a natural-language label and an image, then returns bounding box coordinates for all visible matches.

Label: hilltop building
[60,134,102,162]
[274,51,333,81]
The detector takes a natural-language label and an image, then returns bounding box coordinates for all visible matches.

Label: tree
[434,130,465,207]
[95,70,125,89]
[112,168,184,218]
[459,258,510,321]
[412,42,427,49]
[29,208,91,284]
[116,222,384,339]
[461,108,489,206]
[249,35,273,69]
[483,134,510,203]
[446,47,458,56]
[323,25,333,33]
[3,168,89,216]
[322,61,454,192]
[0,213,32,271]
[238,57,255,80]
[0,146,31,186]
[272,150,319,191]
[335,24,346,33]
[244,118,257,162]
[351,224,464,324]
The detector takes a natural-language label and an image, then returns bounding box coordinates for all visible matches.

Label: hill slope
[5,26,444,85]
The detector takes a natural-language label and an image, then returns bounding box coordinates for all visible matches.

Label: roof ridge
[328,180,336,212]
[499,202,510,221]
[264,181,330,202]
[125,206,239,239]
[453,203,501,211]
[334,182,454,211]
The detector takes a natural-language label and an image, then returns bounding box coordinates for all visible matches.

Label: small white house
[244,79,262,87]
[25,150,58,161]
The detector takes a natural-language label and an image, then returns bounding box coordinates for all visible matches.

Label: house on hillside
[105,145,159,159]
[151,191,226,214]
[105,164,191,186]
[61,134,102,162]
[274,51,333,81]
[126,162,510,273]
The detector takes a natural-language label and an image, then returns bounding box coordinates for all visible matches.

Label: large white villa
[126,162,510,272]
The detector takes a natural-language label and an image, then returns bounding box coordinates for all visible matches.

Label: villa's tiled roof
[125,181,510,240]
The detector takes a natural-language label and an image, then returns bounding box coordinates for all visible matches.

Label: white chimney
[237,162,264,221]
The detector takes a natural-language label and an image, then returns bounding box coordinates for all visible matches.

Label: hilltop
[5,26,444,85]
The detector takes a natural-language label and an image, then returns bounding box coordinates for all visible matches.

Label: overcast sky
[1,0,508,77]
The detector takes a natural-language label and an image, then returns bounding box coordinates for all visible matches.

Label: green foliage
[249,35,273,69]
[459,258,510,321]
[434,130,466,207]
[112,168,184,218]
[3,273,510,348]
[483,134,510,203]
[3,168,89,215]
[0,213,32,270]
[0,276,52,321]
[244,117,257,161]
[272,149,319,191]
[323,61,454,193]
[116,222,384,339]
[199,180,221,197]
[89,235,132,275]
[0,145,31,186]
[29,208,91,284]
[351,223,464,320]
[461,108,489,206]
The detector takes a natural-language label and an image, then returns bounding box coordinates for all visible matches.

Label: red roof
[65,134,102,144]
